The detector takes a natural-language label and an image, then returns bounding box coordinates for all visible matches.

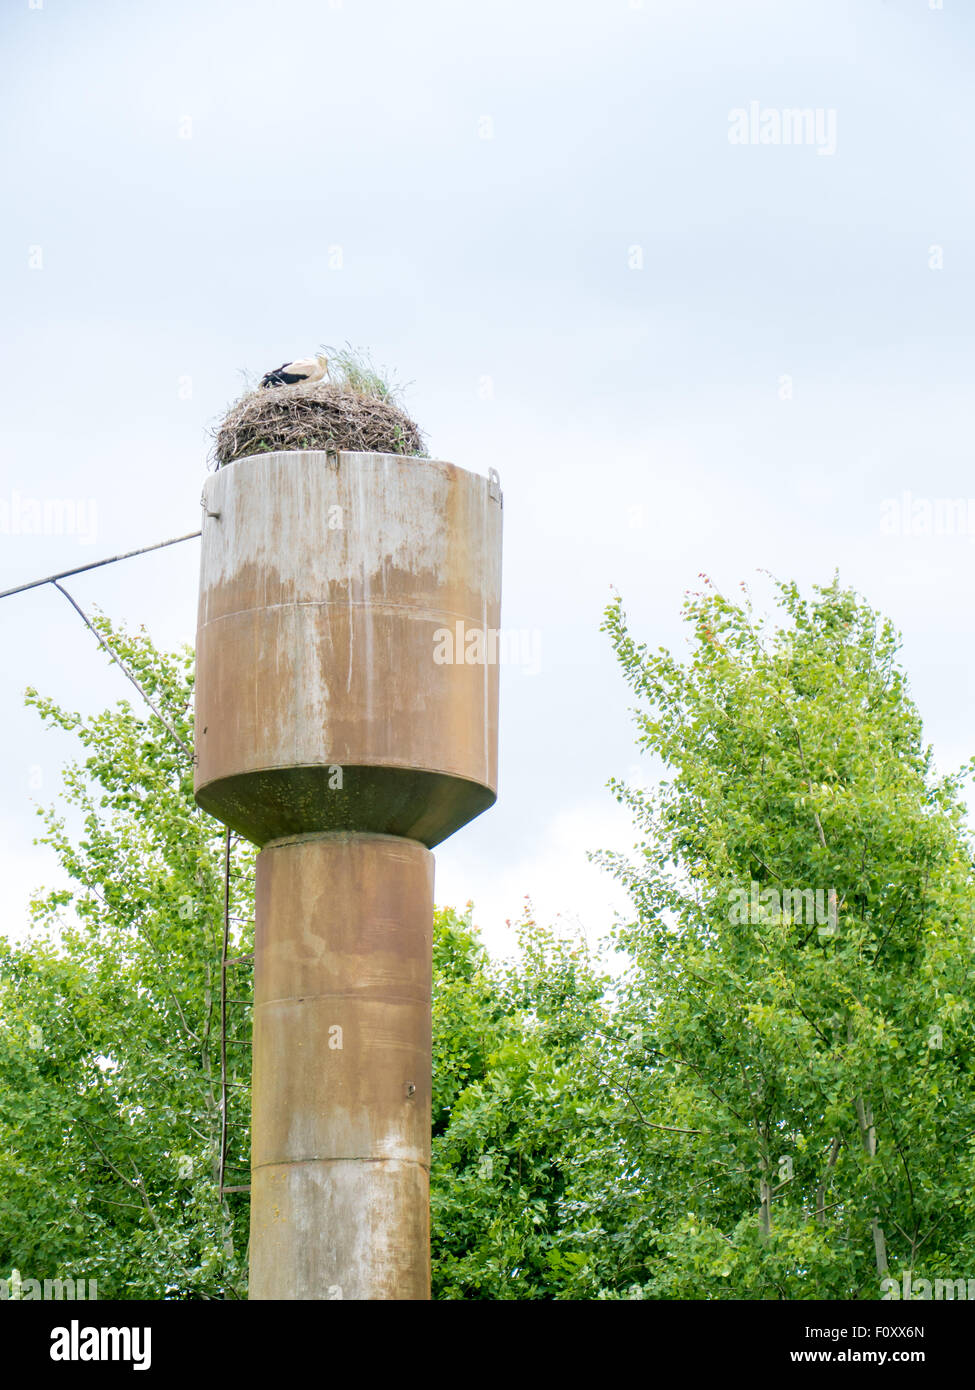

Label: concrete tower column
[194,450,502,1300]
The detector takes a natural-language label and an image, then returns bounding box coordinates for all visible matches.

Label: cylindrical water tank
[194,450,503,847]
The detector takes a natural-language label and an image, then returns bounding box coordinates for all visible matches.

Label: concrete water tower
[194,448,502,1299]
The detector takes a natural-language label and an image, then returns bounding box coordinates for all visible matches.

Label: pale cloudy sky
[1,0,974,958]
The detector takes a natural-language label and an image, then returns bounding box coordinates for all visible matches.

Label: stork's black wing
[260,362,302,388]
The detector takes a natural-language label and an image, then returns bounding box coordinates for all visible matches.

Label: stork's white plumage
[260,354,329,389]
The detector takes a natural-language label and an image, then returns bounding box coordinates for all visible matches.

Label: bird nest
[211,381,426,468]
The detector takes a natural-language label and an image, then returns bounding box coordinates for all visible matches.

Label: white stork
[259,354,328,389]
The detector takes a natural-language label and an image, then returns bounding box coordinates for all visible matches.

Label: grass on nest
[320,343,408,406]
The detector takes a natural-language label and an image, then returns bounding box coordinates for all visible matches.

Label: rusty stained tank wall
[194,450,502,849]
[248,833,433,1301]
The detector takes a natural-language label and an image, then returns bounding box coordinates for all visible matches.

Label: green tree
[430,906,607,1299]
[592,575,975,1298]
[0,618,253,1298]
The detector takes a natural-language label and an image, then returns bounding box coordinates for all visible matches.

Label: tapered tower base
[248,832,433,1301]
